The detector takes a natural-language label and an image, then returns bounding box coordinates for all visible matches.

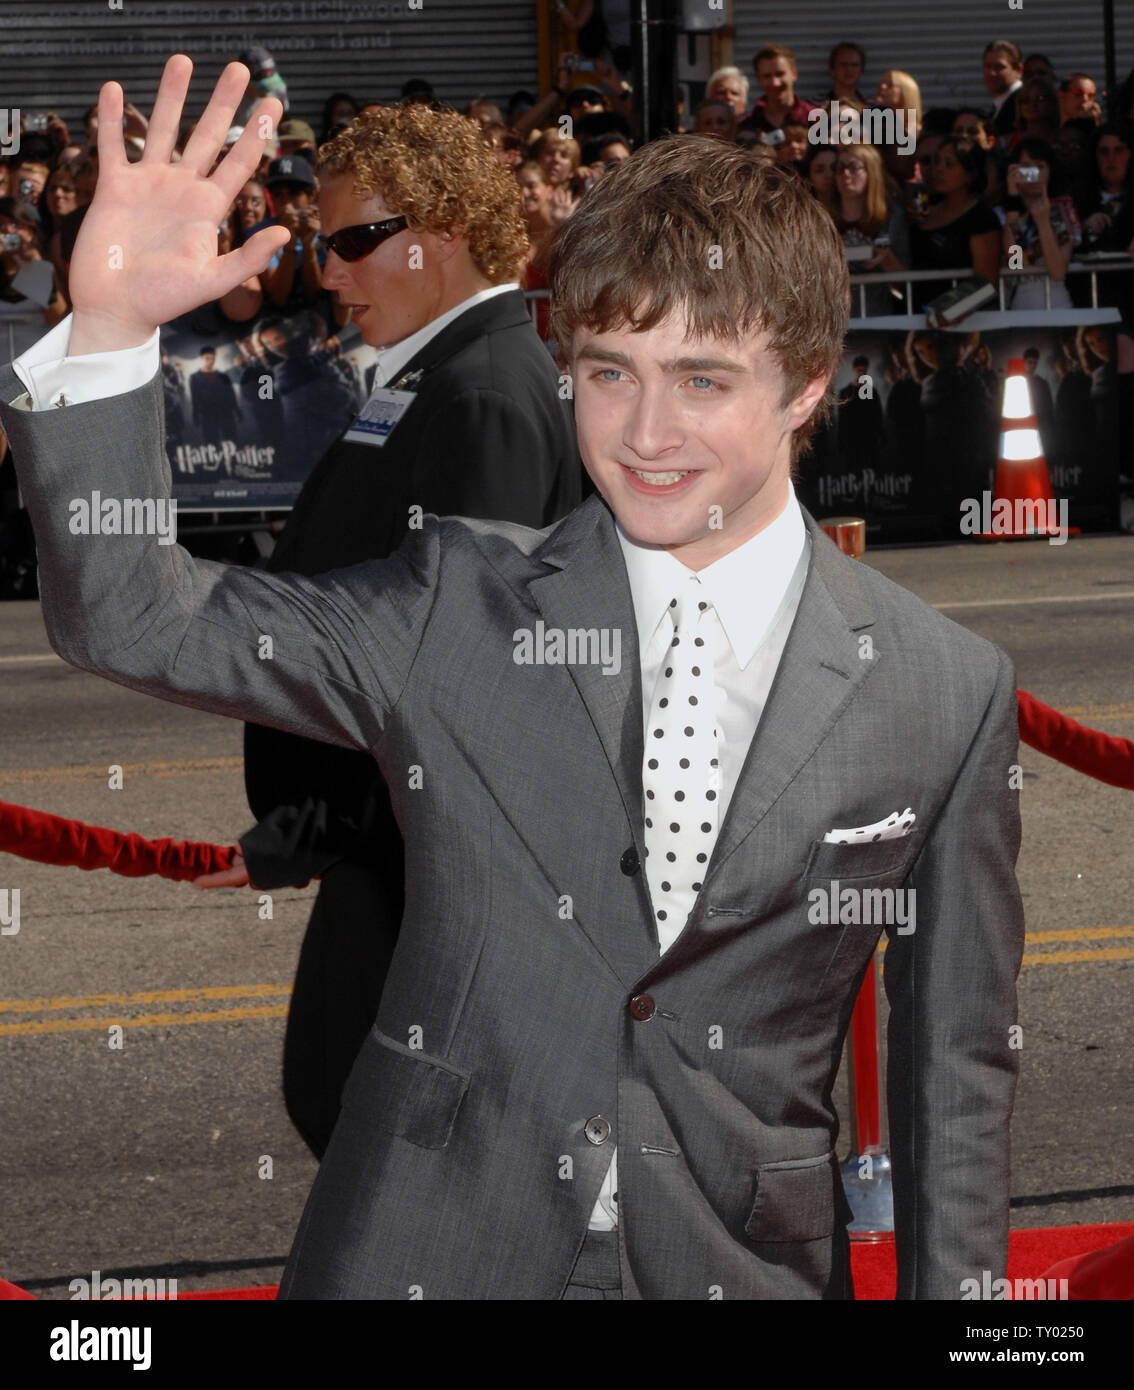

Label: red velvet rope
[1017,689,1134,790]
[0,692,1128,878]
[0,801,234,879]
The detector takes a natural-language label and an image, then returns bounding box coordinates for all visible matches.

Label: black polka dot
[653,728,663,738]
[679,758,690,769]
[670,822,680,833]
[648,758,658,769]
[661,881,671,892]
[710,758,718,767]
[691,666,700,676]
[665,667,673,678]
[671,636,679,647]
[694,638,704,647]
[666,852,676,862]
[706,790,716,801]
[657,909,667,920]
[688,696,697,705]
[674,791,684,801]
[692,881,702,891]
[684,726,694,737]
[659,697,668,708]
[696,853,707,863]
[701,822,712,832]
[645,818,652,828]
[698,601,707,610]
[646,789,654,800]
[669,598,676,608]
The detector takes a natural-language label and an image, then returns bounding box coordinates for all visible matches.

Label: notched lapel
[705,513,880,887]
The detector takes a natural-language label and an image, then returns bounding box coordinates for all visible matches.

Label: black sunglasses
[315,215,409,262]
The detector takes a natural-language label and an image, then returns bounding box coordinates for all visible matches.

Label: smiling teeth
[630,469,689,485]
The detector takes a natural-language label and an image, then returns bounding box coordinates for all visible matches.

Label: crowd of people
[2,36,1134,587]
[5,38,1134,353]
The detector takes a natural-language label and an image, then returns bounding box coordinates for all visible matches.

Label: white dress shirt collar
[992,78,1023,115]
[371,282,518,389]
[615,486,809,670]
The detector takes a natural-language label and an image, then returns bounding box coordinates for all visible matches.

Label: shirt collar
[992,78,1023,113]
[615,486,809,670]
[372,282,518,389]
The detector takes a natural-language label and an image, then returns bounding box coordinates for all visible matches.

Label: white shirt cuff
[9,314,161,411]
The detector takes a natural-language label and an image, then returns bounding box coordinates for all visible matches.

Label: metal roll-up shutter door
[730,0,1132,114]
[1,0,540,133]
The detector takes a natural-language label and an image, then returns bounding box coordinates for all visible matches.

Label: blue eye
[598,368,623,381]
[689,376,717,390]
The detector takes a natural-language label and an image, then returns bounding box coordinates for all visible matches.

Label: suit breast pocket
[803,835,918,884]
[745,1151,841,1244]
[340,1025,471,1150]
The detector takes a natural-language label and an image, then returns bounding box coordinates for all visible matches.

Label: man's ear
[787,370,833,429]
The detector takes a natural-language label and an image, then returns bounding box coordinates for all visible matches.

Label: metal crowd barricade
[847,257,1134,318]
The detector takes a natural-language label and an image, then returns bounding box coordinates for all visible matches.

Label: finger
[141,53,194,164]
[205,224,290,298]
[209,95,283,206]
[96,79,128,171]
[181,60,252,175]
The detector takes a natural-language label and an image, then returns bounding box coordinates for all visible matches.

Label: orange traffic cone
[970,357,1078,541]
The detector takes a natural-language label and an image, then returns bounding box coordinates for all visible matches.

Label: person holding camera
[260,154,324,310]
[1002,137,1081,309]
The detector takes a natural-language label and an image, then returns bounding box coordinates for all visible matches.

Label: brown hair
[754,44,797,71]
[549,136,848,461]
[316,102,527,282]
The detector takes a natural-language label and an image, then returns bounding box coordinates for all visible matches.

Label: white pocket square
[823,808,916,845]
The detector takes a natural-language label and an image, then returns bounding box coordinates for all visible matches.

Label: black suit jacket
[242,288,582,881]
[992,88,1020,139]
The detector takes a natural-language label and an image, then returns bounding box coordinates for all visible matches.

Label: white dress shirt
[991,79,1023,117]
[8,282,520,411]
[587,493,811,1230]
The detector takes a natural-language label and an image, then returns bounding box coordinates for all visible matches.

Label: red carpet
[850,1223,1134,1299]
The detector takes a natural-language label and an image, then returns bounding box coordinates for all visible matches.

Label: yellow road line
[0,983,292,1017]
[1022,947,1134,966]
[1026,926,1134,943]
[0,1004,289,1037]
[2,756,243,786]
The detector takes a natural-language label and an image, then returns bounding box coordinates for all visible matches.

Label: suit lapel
[704,508,879,887]
[527,497,655,973]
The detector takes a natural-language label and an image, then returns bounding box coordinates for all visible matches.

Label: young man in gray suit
[0,57,1025,1300]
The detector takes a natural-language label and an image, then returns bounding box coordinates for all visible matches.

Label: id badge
[343,386,417,447]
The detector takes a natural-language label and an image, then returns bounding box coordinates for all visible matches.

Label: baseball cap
[264,154,316,190]
[277,119,316,145]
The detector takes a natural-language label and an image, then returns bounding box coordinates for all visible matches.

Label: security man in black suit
[196,101,582,1158]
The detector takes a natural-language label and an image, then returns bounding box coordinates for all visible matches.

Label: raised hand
[68,54,292,356]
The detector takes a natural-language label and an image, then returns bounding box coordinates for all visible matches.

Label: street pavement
[0,532,1130,1297]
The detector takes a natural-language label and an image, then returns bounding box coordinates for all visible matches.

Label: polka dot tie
[642,577,720,952]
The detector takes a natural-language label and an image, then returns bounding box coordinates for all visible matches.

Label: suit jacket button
[584,1115,611,1145]
[620,846,640,875]
[629,993,655,1021]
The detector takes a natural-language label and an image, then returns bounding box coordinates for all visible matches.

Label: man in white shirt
[0,56,1024,1299]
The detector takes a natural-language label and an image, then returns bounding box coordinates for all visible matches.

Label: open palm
[69,55,291,353]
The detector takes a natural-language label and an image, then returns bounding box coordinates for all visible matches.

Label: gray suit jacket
[0,361,1025,1300]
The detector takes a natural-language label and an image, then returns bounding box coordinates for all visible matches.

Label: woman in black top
[910,136,1001,307]
[1074,122,1134,254]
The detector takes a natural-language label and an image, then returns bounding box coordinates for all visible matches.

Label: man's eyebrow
[575,345,749,374]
